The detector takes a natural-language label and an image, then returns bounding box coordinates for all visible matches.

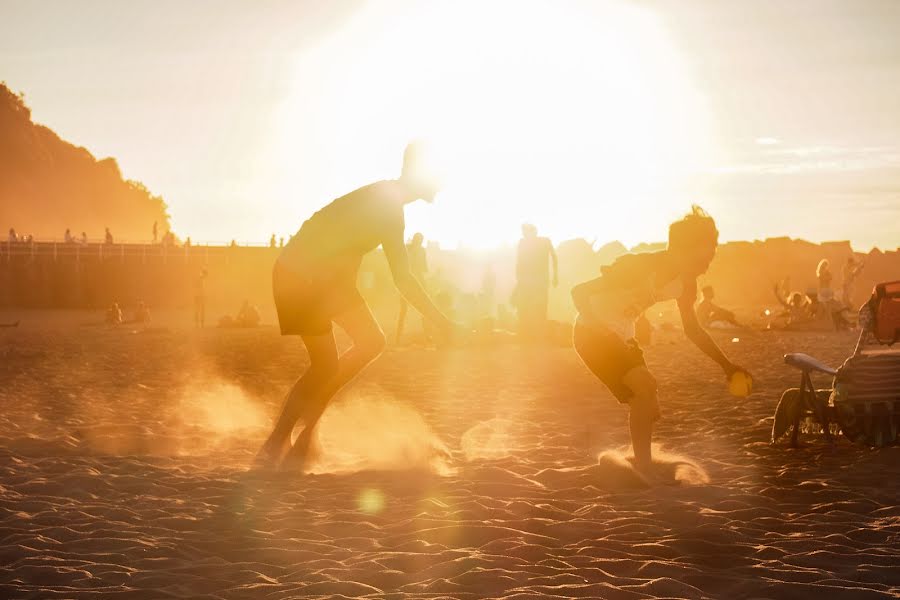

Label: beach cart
[773,280,900,447]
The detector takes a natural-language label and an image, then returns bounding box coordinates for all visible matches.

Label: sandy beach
[1,314,898,599]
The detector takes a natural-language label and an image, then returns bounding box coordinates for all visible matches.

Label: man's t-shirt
[577,251,697,339]
[278,180,407,278]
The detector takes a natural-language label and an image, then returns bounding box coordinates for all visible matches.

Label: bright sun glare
[273,0,712,248]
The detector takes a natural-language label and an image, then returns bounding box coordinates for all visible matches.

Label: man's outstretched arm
[384,234,452,334]
[678,291,741,375]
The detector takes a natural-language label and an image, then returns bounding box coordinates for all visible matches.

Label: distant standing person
[513,224,558,340]
[64,228,74,243]
[8,228,17,243]
[816,259,834,303]
[395,232,429,343]
[270,234,277,248]
[153,221,158,243]
[81,232,88,245]
[258,142,460,469]
[104,227,113,245]
[841,256,864,308]
[194,268,207,327]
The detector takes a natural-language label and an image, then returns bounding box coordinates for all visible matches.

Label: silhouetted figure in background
[237,300,260,327]
[81,232,87,245]
[571,207,750,474]
[395,232,429,343]
[773,282,813,328]
[64,228,74,243]
[279,237,284,248]
[696,285,742,328]
[8,228,17,243]
[816,259,834,303]
[194,268,207,327]
[134,301,151,324]
[152,221,158,243]
[106,302,123,325]
[104,227,113,245]
[269,234,277,248]
[513,224,558,341]
[841,256,864,308]
[259,142,459,469]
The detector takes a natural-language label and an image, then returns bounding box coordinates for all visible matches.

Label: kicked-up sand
[1,314,899,599]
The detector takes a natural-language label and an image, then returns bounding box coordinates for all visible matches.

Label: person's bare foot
[253,435,292,469]
[281,429,323,471]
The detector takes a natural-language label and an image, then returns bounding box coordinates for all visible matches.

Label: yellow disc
[729,371,753,397]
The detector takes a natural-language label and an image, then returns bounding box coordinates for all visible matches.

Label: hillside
[0,83,170,242]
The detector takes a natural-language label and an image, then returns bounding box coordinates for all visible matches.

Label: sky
[2,0,899,250]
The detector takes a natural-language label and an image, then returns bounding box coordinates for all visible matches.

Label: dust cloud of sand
[460,418,525,461]
[596,444,710,488]
[175,380,270,450]
[76,378,270,459]
[303,391,454,476]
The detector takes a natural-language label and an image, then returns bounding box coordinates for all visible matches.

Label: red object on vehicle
[872,280,900,345]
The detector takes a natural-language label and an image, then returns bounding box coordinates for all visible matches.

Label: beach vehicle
[772,280,900,447]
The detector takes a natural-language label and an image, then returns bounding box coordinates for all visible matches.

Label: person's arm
[571,277,607,322]
[774,283,790,309]
[548,240,558,287]
[678,282,743,376]
[383,231,452,334]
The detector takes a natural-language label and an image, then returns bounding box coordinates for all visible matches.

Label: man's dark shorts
[573,321,646,403]
[272,259,364,336]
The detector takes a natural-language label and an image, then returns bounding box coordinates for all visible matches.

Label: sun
[273,0,712,249]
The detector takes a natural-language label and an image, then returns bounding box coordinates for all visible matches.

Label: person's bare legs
[622,366,660,472]
[283,303,386,468]
[256,331,339,466]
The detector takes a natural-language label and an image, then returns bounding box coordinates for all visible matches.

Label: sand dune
[1,317,898,599]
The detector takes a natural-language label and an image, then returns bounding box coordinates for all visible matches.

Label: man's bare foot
[253,435,292,469]
[281,429,322,471]
[631,458,680,487]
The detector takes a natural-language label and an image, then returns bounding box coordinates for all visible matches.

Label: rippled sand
[1,317,898,599]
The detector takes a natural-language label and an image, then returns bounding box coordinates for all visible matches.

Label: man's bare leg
[256,331,339,466]
[283,303,386,468]
[622,366,660,473]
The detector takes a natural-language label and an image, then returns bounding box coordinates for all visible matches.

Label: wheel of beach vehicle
[830,354,900,448]
[771,387,833,444]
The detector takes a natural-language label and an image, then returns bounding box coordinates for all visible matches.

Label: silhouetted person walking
[259,142,459,468]
[513,224,558,340]
[104,227,113,245]
[395,232,429,343]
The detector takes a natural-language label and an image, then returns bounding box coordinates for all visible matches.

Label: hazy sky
[2,0,899,250]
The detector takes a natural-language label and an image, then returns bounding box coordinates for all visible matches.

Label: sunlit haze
[3,0,899,249]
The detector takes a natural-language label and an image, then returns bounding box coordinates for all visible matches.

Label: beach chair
[772,280,900,447]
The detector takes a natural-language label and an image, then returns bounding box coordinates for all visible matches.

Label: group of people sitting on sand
[771,256,864,331]
[105,300,151,326]
[218,300,261,328]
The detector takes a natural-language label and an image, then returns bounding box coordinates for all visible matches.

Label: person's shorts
[272,259,364,336]
[573,321,647,403]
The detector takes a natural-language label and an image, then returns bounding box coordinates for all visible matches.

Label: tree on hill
[0,82,171,242]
